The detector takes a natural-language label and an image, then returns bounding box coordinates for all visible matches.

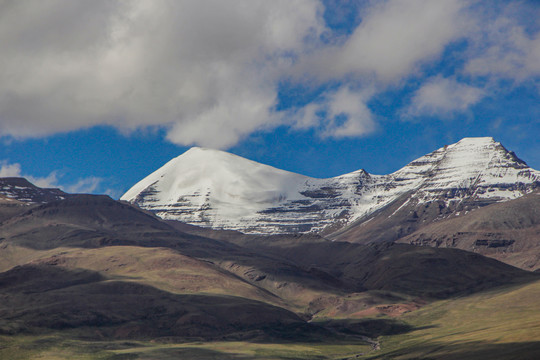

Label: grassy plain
[2,280,539,359]
[0,335,372,359]
[363,279,540,359]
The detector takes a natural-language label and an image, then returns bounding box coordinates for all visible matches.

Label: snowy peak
[332,138,540,244]
[122,138,540,234]
[400,137,522,176]
[121,147,312,226]
[432,136,526,170]
[176,146,255,166]
[454,136,497,146]
[175,146,305,178]
[393,137,537,204]
[122,146,310,204]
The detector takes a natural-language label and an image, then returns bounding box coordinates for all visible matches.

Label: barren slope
[397,191,540,270]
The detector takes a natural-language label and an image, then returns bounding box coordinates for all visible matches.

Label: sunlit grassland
[364,279,540,359]
[0,335,372,359]
[0,245,285,305]
[2,278,539,360]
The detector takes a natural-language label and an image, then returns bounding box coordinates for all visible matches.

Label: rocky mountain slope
[122,137,540,235]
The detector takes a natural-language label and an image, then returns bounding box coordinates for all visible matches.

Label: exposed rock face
[122,137,540,235]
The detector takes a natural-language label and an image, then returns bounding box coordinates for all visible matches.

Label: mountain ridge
[122,137,540,235]
[0,177,68,204]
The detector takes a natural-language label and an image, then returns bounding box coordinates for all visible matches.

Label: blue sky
[0,0,539,198]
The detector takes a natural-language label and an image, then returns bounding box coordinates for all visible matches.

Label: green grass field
[0,335,373,359]
[362,279,540,360]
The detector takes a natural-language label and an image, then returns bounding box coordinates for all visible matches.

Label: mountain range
[1,137,540,359]
[122,137,540,270]
[122,137,539,234]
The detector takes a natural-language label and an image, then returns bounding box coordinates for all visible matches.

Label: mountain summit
[121,138,540,234]
[121,147,312,225]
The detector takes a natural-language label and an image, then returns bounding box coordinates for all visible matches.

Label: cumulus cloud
[406,76,485,117]
[0,160,101,193]
[0,160,59,187]
[0,0,538,147]
[464,4,540,82]
[293,86,375,138]
[0,162,23,178]
[0,0,324,147]
[297,0,471,83]
[64,176,102,194]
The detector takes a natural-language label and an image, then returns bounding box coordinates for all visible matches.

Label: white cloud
[0,162,22,178]
[28,173,60,189]
[64,176,102,194]
[0,0,324,148]
[104,188,123,199]
[294,0,471,83]
[0,160,101,193]
[165,82,279,148]
[406,76,485,117]
[324,86,376,137]
[0,0,537,147]
[292,86,375,138]
[464,4,540,82]
[340,0,470,82]
[0,160,58,188]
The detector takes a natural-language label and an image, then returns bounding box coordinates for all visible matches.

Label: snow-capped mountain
[121,137,540,234]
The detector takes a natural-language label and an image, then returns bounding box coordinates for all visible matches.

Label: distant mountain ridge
[121,137,540,235]
[0,177,67,204]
